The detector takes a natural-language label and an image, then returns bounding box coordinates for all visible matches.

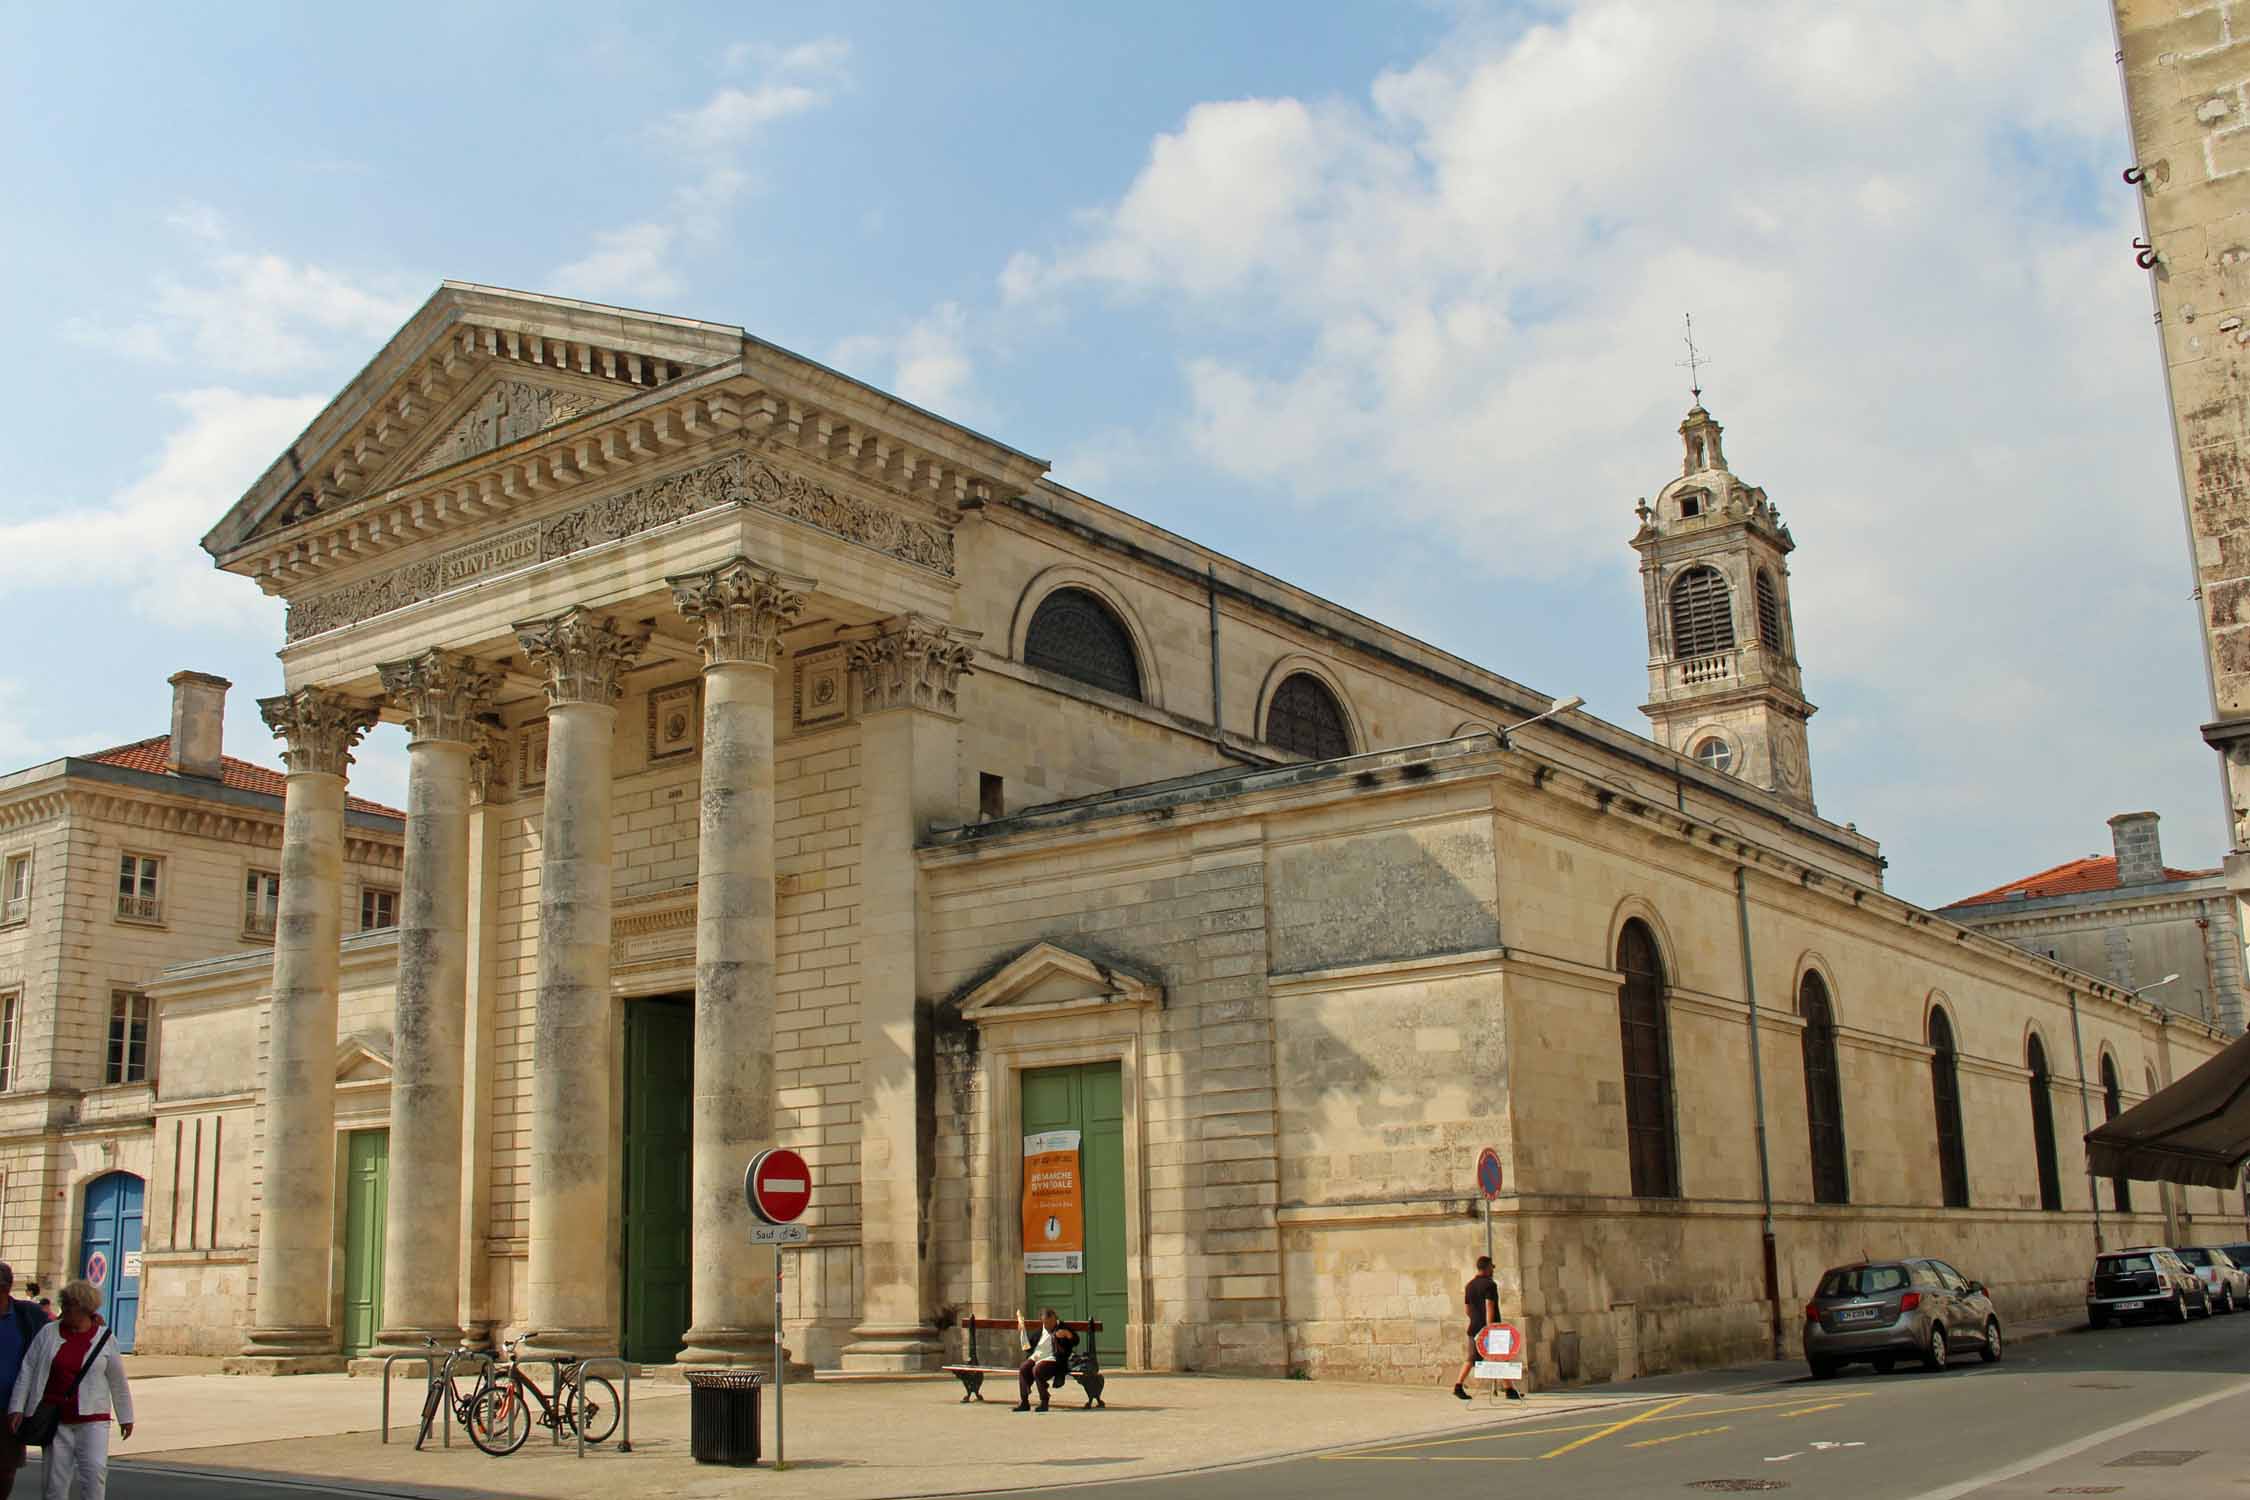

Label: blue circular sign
[1476,1147,1503,1200]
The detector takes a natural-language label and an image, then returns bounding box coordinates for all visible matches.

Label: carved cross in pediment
[410,381,599,479]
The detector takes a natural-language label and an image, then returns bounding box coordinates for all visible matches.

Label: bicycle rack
[573,1357,633,1457]
[377,1353,434,1445]
[518,1357,574,1447]
[436,1351,497,1449]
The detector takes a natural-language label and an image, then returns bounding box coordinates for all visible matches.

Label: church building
[136,284,2238,1383]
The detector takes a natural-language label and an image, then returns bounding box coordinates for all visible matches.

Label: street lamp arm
[1495,695,1584,749]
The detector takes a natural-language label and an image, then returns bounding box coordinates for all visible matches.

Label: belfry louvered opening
[1755,570,1783,648]
[1669,566,1735,657]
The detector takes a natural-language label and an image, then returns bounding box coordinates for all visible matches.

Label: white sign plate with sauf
[752,1223,809,1245]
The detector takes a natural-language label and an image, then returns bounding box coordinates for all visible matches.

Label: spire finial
[1678,313,1710,405]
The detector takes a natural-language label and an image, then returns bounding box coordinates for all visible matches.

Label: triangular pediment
[336,1036,393,1086]
[958,942,1164,1023]
[207,281,747,557]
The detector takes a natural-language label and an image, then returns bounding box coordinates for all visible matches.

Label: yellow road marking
[1627,1425,1732,1449]
[1315,1390,1878,1462]
[1782,1402,1845,1418]
[1540,1395,1696,1459]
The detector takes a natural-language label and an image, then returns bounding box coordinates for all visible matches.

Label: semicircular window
[1265,673,1352,760]
[1024,587,1143,701]
[1670,565,1735,657]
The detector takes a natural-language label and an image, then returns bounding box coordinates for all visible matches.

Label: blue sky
[0,0,2219,908]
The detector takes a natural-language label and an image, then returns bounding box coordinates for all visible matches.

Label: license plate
[1835,1308,1880,1324]
[2115,1300,2144,1311]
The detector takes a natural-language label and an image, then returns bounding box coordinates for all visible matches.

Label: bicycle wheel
[569,1375,620,1445]
[468,1383,531,1456]
[415,1378,444,1450]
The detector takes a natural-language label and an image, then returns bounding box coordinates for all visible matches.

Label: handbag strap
[62,1328,109,1398]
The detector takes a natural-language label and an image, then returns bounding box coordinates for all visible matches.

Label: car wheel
[1922,1324,1948,1372]
[2172,1291,2191,1324]
[1871,1356,1896,1374]
[2224,1288,2238,1315]
[1980,1318,2002,1363]
[2197,1289,2214,1319]
[1809,1358,1840,1380]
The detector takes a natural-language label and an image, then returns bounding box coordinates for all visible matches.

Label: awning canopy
[2085,1029,2250,1189]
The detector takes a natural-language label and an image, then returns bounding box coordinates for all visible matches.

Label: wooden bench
[941,1317,1108,1408]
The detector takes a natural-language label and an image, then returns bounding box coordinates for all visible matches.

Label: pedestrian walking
[0,1264,50,1498]
[1452,1254,1521,1402]
[7,1280,132,1499]
[1012,1308,1077,1413]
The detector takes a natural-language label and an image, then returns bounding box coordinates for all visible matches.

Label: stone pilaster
[372,650,498,1354]
[461,716,509,1343]
[841,614,976,1372]
[668,558,812,1366]
[516,607,646,1355]
[236,687,378,1370]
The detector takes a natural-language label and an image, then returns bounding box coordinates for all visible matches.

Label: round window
[1693,736,1734,773]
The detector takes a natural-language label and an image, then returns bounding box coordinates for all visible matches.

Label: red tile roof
[83,736,404,820]
[1944,854,2218,910]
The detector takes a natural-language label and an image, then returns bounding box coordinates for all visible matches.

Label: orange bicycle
[466,1332,619,1456]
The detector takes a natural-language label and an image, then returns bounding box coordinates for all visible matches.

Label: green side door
[623,997,695,1365]
[341,1129,389,1357]
[1022,1062,1127,1351]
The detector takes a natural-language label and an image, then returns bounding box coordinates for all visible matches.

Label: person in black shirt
[1453,1254,1522,1401]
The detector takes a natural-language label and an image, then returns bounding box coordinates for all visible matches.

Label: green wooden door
[623,997,694,1365]
[1022,1063,1127,1347]
[341,1129,389,1357]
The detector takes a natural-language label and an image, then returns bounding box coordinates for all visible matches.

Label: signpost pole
[773,1242,785,1472]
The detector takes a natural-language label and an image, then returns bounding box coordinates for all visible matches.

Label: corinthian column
[842,614,976,1372]
[515,606,646,1354]
[237,687,378,1369]
[667,557,813,1366]
[372,649,498,1354]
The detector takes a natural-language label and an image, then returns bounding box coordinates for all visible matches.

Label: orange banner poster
[1021,1129,1084,1274]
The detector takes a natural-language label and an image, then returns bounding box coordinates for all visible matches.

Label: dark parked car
[2174,1245,2249,1313]
[1803,1258,2002,1377]
[2087,1246,2207,1326]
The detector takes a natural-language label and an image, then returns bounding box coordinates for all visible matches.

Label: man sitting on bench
[1014,1308,1077,1413]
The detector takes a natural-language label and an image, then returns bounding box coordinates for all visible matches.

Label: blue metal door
[79,1172,143,1350]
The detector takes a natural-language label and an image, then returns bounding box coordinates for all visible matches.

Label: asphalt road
[1009,1308,2250,1500]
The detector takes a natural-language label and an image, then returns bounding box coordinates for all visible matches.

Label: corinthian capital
[377,649,501,744]
[666,557,814,667]
[257,687,380,777]
[846,614,980,715]
[513,607,648,707]
[468,717,512,805]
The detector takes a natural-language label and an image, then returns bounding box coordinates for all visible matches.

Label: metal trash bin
[686,1370,764,1465]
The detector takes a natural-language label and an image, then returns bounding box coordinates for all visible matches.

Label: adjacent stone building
[127,284,2239,1384]
[0,673,402,1350]
[1941,811,2245,1034]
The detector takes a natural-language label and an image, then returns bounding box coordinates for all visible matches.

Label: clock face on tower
[1774,733,1803,789]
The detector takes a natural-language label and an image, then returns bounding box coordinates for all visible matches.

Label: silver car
[2172,1245,2248,1313]
[1803,1258,2003,1377]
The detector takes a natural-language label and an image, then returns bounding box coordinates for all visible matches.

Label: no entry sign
[746,1146,812,1225]
[1475,1146,1503,1201]
[1476,1322,1520,1361]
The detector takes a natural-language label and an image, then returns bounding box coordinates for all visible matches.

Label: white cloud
[662,84,827,150]
[0,388,313,632]
[552,224,684,305]
[723,37,851,76]
[992,0,2210,897]
[833,302,977,414]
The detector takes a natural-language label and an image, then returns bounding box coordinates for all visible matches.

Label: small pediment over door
[958,942,1163,1025]
[336,1036,393,1087]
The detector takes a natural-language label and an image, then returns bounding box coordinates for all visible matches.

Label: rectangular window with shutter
[107,991,150,1085]
[1,854,28,925]
[0,991,17,1092]
[115,853,162,923]
[360,887,397,931]
[244,869,281,938]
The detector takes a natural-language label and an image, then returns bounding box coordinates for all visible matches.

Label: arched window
[1616,920,1679,1198]
[1265,673,1351,760]
[1755,570,1783,648]
[2028,1034,2062,1212]
[1024,588,1143,701]
[1799,973,1849,1204]
[1669,566,1735,657]
[1929,1007,1970,1208]
[2101,1054,2131,1215]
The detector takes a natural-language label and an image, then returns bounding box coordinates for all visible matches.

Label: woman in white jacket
[6,1280,131,1500]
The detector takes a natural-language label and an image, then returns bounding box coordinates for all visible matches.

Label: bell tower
[1631,403,1818,811]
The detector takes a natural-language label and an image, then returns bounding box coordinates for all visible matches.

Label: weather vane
[1678,313,1710,404]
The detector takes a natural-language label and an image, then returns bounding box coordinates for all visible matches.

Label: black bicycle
[467,1332,619,1456]
[415,1337,496,1450]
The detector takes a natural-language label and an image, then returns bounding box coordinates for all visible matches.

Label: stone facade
[0,674,402,1346]
[115,283,2239,1384]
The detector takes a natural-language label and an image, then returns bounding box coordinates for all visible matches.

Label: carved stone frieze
[847,614,979,715]
[377,649,502,745]
[514,607,648,707]
[409,382,601,479]
[285,450,956,643]
[667,557,813,668]
[258,688,380,777]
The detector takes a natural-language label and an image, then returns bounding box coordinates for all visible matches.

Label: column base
[840,1325,944,1373]
[517,1326,617,1361]
[677,1324,780,1369]
[238,1324,337,1357]
[371,1324,466,1360]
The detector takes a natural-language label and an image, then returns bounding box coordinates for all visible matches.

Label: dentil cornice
[258,688,381,777]
[514,607,648,707]
[667,556,815,668]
